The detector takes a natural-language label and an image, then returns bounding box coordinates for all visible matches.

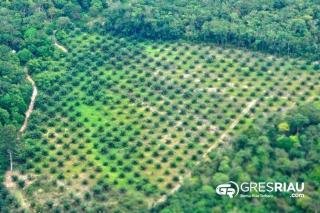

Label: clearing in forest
[11,29,320,211]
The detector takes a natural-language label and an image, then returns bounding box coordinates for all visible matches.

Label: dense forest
[3,0,319,60]
[102,0,320,60]
[157,104,320,212]
[0,1,53,210]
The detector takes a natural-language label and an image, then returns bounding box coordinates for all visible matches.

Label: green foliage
[63,2,82,19]
[0,125,20,212]
[56,17,73,30]
[0,7,23,49]
[17,49,33,65]
[0,1,57,210]
[18,28,319,211]
[159,104,320,212]
[0,125,17,154]
[24,29,53,57]
[0,47,30,127]
[100,0,320,60]
[278,122,289,133]
[1,0,320,211]
[53,0,67,9]
[0,108,10,125]
[276,135,293,150]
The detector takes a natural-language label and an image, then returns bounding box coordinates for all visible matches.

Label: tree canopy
[157,103,320,212]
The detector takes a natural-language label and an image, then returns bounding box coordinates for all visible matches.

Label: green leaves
[17,49,32,65]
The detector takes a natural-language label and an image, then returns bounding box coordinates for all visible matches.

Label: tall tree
[0,125,17,171]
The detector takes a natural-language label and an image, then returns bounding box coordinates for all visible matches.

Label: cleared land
[8,30,320,211]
